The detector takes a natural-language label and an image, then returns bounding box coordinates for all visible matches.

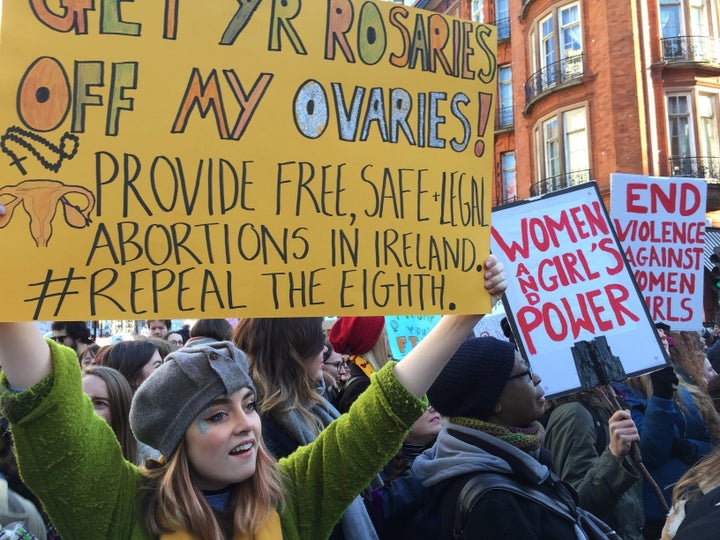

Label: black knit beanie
[428,336,516,420]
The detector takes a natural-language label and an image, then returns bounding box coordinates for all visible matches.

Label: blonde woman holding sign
[0,199,506,539]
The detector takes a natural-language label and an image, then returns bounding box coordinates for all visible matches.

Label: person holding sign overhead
[0,197,507,539]
[232,317,381,540]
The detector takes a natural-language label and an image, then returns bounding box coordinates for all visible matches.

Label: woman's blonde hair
[671,444,720,507]
[670,331,709,391]
[358,326,390,373]
[139,436,283,539]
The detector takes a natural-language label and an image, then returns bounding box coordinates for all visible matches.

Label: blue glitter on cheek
[198,420,210,434]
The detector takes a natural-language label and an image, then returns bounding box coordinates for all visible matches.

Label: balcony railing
[494,194,518,207]
[529,169,592,197]
[661,35,720,65]
[493,18,510,41]
[669,156,720,183]
[525,54,585,106]
[496,106,514,130]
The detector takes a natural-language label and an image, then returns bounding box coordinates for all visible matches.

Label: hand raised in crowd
[483,254,507,304]
[651,365,679,399]
[608,409,640,459]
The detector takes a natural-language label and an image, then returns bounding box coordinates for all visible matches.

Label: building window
[660,0,683,39]
[498,65,513,128]
[533,106,590,194]
[660,0,719,61]
[496,0,510,40]
[564,107,589,178]
[525,2,584,101]
[501,152,517,203]
[689,0,710,36]
[661,0,715,37]
[533,3,582,81]
[543,118,560,179]
[667,92,720,178]
[472,0,484,23]
[698,94,719,158]
[667,94,692,158]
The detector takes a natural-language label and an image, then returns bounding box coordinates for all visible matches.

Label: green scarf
[449,417,545,452]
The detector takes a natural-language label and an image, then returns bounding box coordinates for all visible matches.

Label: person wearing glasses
[320,340,348,408]
[50,321,93,363]
[322,341,349,385]
[412,336,620,540]
[165,331,185,349]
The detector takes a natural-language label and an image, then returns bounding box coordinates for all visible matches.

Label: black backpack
[453,472,621,540]
[447,429,620,540]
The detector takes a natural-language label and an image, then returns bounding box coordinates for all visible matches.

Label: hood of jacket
[411,423,552,488]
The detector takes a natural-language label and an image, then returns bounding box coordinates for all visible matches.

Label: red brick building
[414,0,720,321]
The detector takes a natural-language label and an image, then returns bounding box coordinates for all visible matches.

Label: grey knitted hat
[129,340,254,457]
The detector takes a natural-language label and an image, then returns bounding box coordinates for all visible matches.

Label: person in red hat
[329,316,388,413]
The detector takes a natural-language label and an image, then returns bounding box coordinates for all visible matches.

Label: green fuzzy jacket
[0,340,424,540]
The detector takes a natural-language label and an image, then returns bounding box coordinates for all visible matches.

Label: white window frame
[666,93,694,158]
[533,105,590,192]
[500,151,517,203]
[498,65,513,127]
[472,0,484,23]
[530,2,583,76]
[697,92,719,158]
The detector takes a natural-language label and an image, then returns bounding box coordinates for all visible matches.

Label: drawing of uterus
[0,179,95,247]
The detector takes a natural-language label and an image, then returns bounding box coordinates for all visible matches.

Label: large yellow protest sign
[0,1,496,321]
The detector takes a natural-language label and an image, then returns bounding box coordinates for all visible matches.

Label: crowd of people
[2,252,720,538]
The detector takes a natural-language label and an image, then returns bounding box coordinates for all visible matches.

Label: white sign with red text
[491,183,666,397]
[610,173,706,331]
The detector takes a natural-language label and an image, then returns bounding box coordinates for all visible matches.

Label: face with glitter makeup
[185,387,262,490]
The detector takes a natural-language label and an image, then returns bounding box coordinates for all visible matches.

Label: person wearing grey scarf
[233,317,380,540]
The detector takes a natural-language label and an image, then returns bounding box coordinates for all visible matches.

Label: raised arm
[0,323,52,388]
[0,202,51,385]
[0,204,51,388]
[392,255,506,397]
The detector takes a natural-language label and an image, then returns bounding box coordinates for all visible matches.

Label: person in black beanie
[412,336,623,540]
